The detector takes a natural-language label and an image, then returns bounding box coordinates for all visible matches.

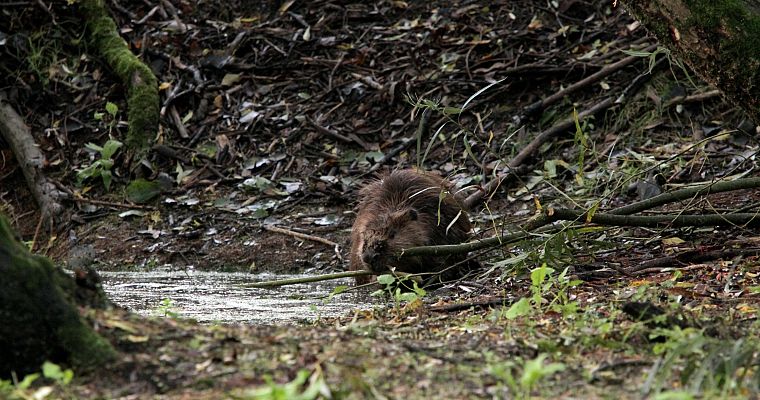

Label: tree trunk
[0,215,116,378]
[621,0,760,125]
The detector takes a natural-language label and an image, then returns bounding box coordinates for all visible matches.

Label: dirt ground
[2,0,760,398]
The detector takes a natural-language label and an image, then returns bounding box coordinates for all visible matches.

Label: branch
[463,96,616,209]
[0,92,65,225]
[401,207,760,258]
[464,52,664,210]
[244,270,373,288]
[609,177,760,215]
[548,208,760,228]
[518,44,657,121]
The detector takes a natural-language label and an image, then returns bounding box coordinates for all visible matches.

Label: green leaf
[492,252,529,267]
[101,139,123,159]
[520,354,565,391]
[530,265,554,287]
[99,159,114,170]
[459,78,506,117]
[377,274,395,285]
[85,142,103,152]
[42,361,73,385]
[125,179,162,203]
[76,164,100,183]
[16,372,39,390]
[586,201,601,223]
[621,49,653,57]
[105,101,118,116]
[324,285,348,303]
[398,292,419,302]
[101,170,113,191]
[653,391,695,400]
[442,106,462,115]
[504,298,531,320]
[462,134,478,163]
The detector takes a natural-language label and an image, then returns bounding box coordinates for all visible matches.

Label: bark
[0,92,65,225]
[0,214,116,378]
[621,0,760,124]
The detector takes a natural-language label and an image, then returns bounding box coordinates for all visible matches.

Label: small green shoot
[499,264,581,321]
[372,274,427,313]
[76,139,123,191]
[236,368,331,400]
[155,298,180,319]
[94,101,120,134]
[489,353,566,398]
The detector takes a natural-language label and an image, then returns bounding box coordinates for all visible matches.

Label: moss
[685,0,760,60]
[79,0,159,153]
[0,215,116,377]
[125,178,162,203]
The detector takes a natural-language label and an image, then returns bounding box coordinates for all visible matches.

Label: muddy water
[101,270,373,324]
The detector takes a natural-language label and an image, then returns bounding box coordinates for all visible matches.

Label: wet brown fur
[349,169,471,285]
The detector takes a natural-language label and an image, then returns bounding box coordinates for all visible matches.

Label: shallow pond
[101,269,373,324]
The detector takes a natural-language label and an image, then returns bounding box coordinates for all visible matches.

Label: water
[101,269,373,324]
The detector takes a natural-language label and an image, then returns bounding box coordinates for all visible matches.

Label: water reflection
[101,270,372,324]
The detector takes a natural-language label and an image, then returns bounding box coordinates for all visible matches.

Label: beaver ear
[408,208,418,221]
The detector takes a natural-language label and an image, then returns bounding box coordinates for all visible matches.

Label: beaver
[349,169,472,286]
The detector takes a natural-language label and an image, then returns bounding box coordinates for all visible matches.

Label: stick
[401,208,760,258]
[664,89,722,108]
[244,270,373,288]
[464,55,664,210]
[263,225,338,247]
[519,44,658,121]
[73,197,157,210]
[307,117,370,150]
[464,97,616,209]
[609,177,760,215]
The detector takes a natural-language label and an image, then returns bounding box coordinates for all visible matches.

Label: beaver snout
[361,242,386,271]
[361,248,378,265]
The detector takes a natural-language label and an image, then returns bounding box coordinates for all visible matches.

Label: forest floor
[2,0,760,398]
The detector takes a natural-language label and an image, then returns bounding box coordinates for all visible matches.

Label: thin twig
[664,89,722,108]
[263,225,338,247]
[73,197,156,210]
[244,270,373,288]
[428,297,512,312]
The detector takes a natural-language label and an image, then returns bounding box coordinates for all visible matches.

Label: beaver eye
[388,230,396,239]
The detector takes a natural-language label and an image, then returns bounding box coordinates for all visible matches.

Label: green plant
[234,368,330,400]
[94,101,120,134]
[488,353,566,399]
[643,327,760,397]
[154,298,180,319]
[25,29,62,86]
[372,274,427,313]
[0,361,74,400]
[76,138,123,191]
[501,264,581,320]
